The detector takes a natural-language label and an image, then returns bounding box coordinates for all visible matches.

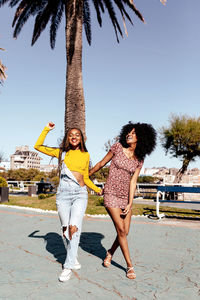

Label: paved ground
[0,205,200,300]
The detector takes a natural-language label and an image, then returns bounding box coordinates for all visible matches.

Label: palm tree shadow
[80,232,126,272]
[28,230,66,265]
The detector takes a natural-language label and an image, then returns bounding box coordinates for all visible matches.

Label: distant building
[10,145,42,170]
[143,168,161,176]
[40,164,58,173]
[144,167,200,185]
[0,161,10,171]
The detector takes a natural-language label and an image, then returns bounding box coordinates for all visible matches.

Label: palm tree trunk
[64,0,86,139]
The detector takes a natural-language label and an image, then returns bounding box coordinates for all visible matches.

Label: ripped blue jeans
[56,175,88,269]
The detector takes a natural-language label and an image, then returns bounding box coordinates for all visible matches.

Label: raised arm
[89,150,113,176]
[34,122,60,158]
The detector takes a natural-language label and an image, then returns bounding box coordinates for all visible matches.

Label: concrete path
[0,205,200,300]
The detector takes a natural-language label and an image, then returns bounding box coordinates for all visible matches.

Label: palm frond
[113,0,133,25]
[13,1,46,38]
[102,0,123,42]
[0,60,7,85]
[83,0,91,45]
[13,5,36,38]
[160,0,167,5]
[50,0,64,49]
[91,0,144,42]
[32,0,48,17]
[12,0,29,27]
[12,0,46,27]
[9,0,22,7]
[113,0,133,37]
[91,0,104,27]
[32,3,52,46]
[97,0,104,12]
[123,0,144,22]
[0,0,10,7]
[0,44,7,87]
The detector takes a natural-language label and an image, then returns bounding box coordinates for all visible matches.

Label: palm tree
[0,0,144,138]
[0,47,7,86]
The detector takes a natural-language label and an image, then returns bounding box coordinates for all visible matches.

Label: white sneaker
[58,268,72,282]
[73,258,81,270]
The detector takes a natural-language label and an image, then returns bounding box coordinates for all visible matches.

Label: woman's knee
[117,226,126,238]
[69,225,78,240]
[125,228,130,236]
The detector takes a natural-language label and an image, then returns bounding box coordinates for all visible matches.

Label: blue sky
[0,0,200,170]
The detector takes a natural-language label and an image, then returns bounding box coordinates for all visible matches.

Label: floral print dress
[104,142,143,209]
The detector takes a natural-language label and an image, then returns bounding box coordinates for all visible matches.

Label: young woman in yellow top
[34,122,101,282]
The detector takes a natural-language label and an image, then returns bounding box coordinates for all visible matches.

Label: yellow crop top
[34,127,101,193]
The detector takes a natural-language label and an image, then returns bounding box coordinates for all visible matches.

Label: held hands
[97,188,104,196]
[46,122,55,130]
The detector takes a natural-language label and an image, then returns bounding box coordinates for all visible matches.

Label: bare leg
[69,225,78,240]
[108,208,132,256]
[106,207,132,267]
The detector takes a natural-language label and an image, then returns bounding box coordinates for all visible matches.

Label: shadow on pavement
[80,232,126,272]
[28,230,66,265]
[28,230,125,271]
[28,230,126,271]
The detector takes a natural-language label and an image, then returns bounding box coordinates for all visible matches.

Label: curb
[0,204,147,218]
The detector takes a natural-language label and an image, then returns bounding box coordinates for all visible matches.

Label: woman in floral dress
[89,122,156,279]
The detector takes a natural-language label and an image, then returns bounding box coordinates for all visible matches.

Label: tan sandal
[126,267,136,279]
[103,251,112,268]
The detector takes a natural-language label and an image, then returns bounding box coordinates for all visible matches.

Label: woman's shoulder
[137,159,144,169]
[110,142,121,154]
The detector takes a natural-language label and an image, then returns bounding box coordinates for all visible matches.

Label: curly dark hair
[119,122,157,161]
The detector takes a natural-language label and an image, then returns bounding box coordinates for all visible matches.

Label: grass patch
[6,195,57,211]
[1,195,200,219]
[86,195,107,215]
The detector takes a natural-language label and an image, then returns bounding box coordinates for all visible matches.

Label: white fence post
[156,191,165,219]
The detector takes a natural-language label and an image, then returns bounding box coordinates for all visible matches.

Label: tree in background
[3,168,59,183]
[104,137,119,152]
[160,114,200,183]
[0,150,5,163]
[0,0,150,138]
[137,175,160,183]
[90,166,109,182]
[7,168,41,181]
[0,47,7,86]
